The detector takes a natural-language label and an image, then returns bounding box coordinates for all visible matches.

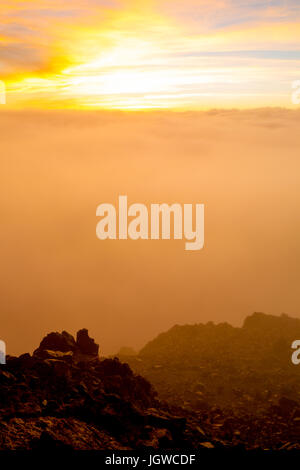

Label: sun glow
[2,1,300,109]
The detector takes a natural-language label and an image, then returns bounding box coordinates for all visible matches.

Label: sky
[1,0,300,108]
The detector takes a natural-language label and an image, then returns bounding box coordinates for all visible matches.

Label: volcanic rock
[76,328,99,356]
[121,312,300,450]
[0,329,209,450]
[34,331,77,355]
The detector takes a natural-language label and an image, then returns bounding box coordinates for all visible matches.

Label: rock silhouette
[2,316,300,450]
[35,331,77,354]
[0,329,210,450]
[34,328,99,358]
[119,312,300,450]
[76,328,99,356]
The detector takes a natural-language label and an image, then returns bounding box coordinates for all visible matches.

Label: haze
[0,109,299,356]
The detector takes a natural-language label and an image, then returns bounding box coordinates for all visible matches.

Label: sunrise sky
[1,0,300,109]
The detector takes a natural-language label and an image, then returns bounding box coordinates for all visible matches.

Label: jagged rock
[33,329,99,360]
[0,329,199,450]
[34,331,77,356]
[76,329,99,356]
[6,354,36,369]
[123,312,300,450]
[3,314,300,450]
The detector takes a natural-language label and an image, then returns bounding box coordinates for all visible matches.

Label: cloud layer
[0,108,299,354]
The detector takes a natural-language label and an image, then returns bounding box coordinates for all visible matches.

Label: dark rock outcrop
[76,328,99,356]
[121,312,300,450]
[34,331,77,355]
[34,328,99,359]
[3,314,300,451]
[0,329,209,450]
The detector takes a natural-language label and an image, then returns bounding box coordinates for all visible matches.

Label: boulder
[34,331,77,356]
[76,329,99,356]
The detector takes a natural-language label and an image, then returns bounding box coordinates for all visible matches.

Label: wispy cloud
[1,0,300,108]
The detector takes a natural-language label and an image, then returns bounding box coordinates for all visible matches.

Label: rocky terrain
[0,329,215,450]
[1,313,300,451]
[119,313,300,450]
